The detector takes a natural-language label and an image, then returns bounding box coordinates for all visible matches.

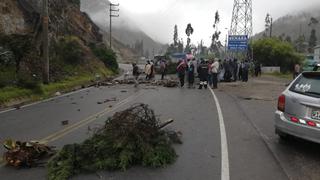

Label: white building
[315,45,320,61]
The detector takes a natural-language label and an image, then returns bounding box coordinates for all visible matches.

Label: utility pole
[42,0,49,84]
[109,3,119,49]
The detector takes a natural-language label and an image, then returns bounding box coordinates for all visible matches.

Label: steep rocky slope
[0,0,133,85]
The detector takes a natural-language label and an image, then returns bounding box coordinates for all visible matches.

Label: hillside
[0,0,132,105]
[254,8,320,44]
[80,0,165,58]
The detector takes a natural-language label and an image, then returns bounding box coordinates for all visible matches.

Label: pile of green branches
[47,104,178,180]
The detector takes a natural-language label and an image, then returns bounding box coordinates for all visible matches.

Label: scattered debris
[162,80,179,88]
[93,79,179,88]
[77,109,81,112]
[14,105,21,110]
[47,104,181,180]
[54,92,61,96]
[3,139,55,167]
[97,97,117,105]
[61,120,69,126]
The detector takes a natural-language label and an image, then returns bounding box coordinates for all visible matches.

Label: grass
[0,69,114,107]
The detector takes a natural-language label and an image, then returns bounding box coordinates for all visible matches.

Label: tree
[309,29,317,51]
[211,10,222,56]
[173,25,178,46]
[285,36,292,44]
[308,17,319,26]
[213,11,220,28]
[178,38,184,53]
[308,17,318,52]
[252,38,303,72]
[185,23,194,52]
[295,35,307,53]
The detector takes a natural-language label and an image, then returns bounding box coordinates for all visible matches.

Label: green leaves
[252,38,303,72]
[90,44,119,73]
[47,104,178,180]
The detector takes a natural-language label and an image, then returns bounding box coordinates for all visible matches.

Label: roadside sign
[228,35,248,51]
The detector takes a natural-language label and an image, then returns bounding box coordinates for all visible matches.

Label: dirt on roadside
[218,75,292,104]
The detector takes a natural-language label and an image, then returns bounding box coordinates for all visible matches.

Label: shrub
[252,38,303,73]
[55,36,83,65]
[90,45,119,73]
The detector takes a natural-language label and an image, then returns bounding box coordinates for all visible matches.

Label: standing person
[229,59,235,81]
[197,60,209,89]
[150,60,155,80]
[223,59,232,82]
[238,62,243,81]
[211,58,220,89]
[187,59,195,88]
[218,59,224,82]
[233,59,238,81]
[293,63,301,79]
[207,60,213,87]
[160,59,167,80]
[144,61,152,80]
[193,58,198,77]
[242,60,250,82]
[132,63,140,87]
[177,59,187,87]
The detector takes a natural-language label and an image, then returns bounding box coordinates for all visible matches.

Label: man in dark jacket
[197,60,209,89]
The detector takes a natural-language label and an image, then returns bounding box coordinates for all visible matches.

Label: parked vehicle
[275,67,320,143]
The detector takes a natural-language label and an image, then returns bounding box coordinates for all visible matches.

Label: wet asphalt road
[1,66,320,180]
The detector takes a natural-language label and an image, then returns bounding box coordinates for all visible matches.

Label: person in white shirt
[211,58,220,89]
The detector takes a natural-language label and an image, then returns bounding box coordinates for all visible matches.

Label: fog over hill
[254,7,320,44]
[81,0,165,57]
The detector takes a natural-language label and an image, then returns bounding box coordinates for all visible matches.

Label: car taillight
[290,117,299,123]
[307,121,316,127]
[278,95,285,112]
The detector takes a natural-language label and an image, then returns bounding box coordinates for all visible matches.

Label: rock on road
[0,71,319,180]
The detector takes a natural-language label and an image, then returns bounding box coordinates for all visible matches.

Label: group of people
[176,58,254,89]
[218,59,252,82]
[133,57,255,89]
[176,58,220,89]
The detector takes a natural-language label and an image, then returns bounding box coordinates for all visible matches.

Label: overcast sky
[110,0,320,46]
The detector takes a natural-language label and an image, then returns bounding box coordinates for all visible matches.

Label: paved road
[0,67,319,180]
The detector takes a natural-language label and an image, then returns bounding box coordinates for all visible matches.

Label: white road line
[209,87,230,180]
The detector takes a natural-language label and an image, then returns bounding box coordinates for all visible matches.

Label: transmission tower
[230,0,253,37]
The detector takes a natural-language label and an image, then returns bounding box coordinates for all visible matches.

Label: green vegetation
[90,44,119,73]
[252,38,303,73]
[0,73,111,105]
[54,36,83,65]
[0,34,117,106]
[47,104,178,180]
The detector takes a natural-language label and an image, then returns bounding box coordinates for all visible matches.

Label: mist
[82,0,320,46]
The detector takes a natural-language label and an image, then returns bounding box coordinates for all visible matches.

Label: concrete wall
[261,66,281,73]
